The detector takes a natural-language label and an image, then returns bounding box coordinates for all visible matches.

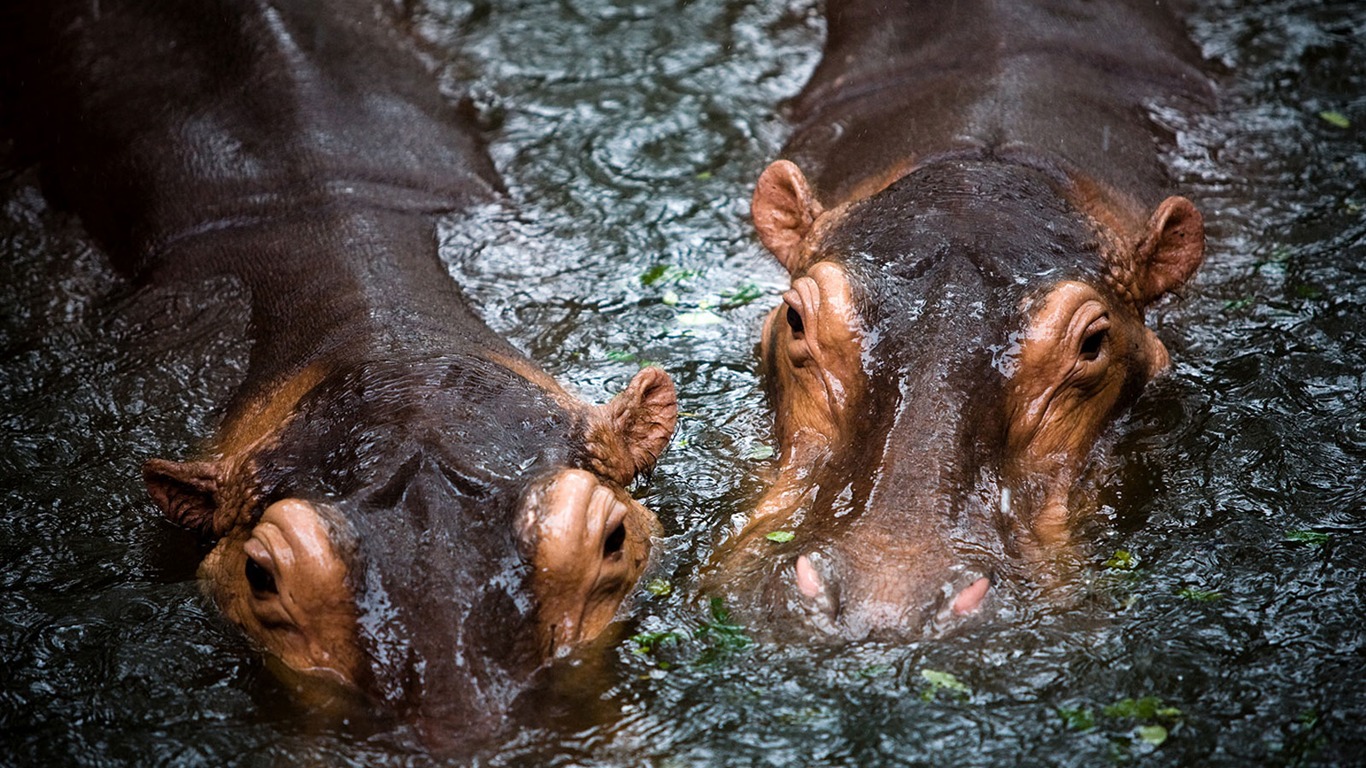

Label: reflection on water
[1,0,1363,764]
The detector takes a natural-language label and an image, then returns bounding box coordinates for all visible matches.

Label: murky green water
[2,0,1363,765]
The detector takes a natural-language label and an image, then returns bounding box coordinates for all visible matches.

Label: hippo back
[10,0,501,275]
[785,0,1211,209]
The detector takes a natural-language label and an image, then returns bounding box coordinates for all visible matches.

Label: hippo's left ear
[1132,196,1205,306]
[585,367,679,484]
[143,458,223,536]
[753,160,824,273]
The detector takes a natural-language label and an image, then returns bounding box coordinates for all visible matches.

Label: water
[2,0,1363,764]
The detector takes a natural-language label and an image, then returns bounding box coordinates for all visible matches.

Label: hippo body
[7,0,676,732]
[709,0,1211,640]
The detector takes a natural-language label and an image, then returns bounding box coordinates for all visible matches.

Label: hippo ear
[143,458,222,535]
[1132,196,1205,306]
[586,367,678,484]
[753,160,823,273]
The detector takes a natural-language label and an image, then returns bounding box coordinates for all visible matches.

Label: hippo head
[706,156,1202,641]
[143,356,676,727]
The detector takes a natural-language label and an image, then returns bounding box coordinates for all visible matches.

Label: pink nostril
[795,554,824,598]
[952,577,991,615]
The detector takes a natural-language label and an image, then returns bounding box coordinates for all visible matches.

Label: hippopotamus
[6,0,676,731]
[706,0,1212,640]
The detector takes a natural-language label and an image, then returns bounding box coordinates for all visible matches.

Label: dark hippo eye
[1079,327,1107,360]
[786,304,805,337]
[245,556,278,595]
[1078,315,1111,363]
[603,521,626,559]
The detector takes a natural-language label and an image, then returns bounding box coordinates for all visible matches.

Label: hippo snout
[784,545,995,639]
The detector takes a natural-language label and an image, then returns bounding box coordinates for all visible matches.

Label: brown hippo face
[143,359,675,723]
[707,158,1203,640]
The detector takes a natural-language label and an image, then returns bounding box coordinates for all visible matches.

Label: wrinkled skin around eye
[759,261,864,479]
[1004,280,1170,544]
[517,468,661,655]
[203,499,361,687]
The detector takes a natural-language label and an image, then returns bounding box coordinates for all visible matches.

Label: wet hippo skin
[5,0,677,732]
[706,0,1212,640]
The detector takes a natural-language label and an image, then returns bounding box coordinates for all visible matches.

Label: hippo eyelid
[602,520,627,559]
[245,554,278,595]
[1079,325,1107,360]
[786,304,806,337]
[782,287,815,365]
[782,290,808,334]
[1077,313,1111,363]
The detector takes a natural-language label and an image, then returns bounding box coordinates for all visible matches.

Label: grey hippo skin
[706,0,1212,641]
[3,0,677,739]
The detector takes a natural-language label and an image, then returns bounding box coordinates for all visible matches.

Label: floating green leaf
[1104,550,1137,570]
[1284,530,1330,546]
[641,264,701,286]
[1136,724,1169,746]
[604,349,654,367]
[1254,246,1293,274]
[765,530,795,543]
[919,668,970,701]
[646,578,674,597]
[747,444,775,460]
[1059,706,1096,731]
[1177,586,1223,602]
[720,282,765,308]
[1276,707,1329,764]
[698,597,753,653]
[856,664,893,680]
[1104,697,1182,721]
[631,631,681,654]
[675,309,725,326]
[1319,110,1350,128]
[640,264,670,285]
[1222,297,1255,312]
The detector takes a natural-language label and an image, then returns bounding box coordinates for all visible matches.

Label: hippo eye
[1079,327,1107,361]
[245,556,278,595]
[603,522,626,560]
[1077,315,1111,363]
[786,304,805,337]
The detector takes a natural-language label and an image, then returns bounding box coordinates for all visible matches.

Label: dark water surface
[2,0,1363,765]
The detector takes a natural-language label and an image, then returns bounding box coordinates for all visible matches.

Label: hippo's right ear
[752,160,823,273]
[142,458,223,535]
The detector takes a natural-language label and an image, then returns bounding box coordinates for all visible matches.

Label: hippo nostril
[603,522,626,559]
[951,577,991,615]
[795,553,824,598]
